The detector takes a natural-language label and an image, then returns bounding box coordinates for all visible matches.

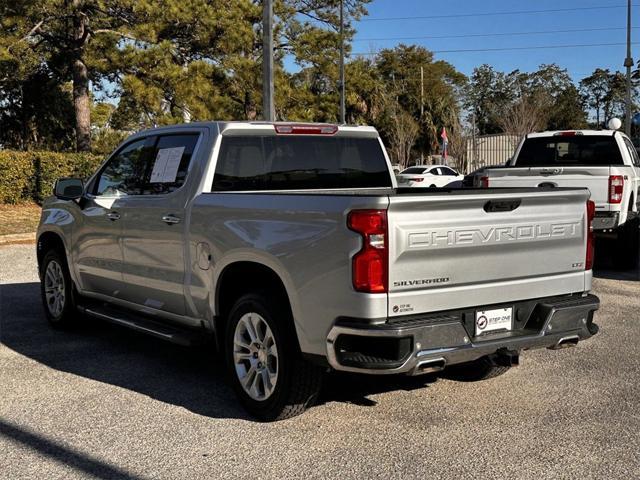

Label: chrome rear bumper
[326,294,599,375]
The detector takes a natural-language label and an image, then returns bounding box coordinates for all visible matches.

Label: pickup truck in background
[482,130,640,266]
[38,122,599,421]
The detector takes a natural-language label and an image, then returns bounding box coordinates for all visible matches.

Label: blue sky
[350,0,638,81]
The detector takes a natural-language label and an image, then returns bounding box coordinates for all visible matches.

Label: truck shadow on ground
[592,236,639,281]
[1,282,439,421]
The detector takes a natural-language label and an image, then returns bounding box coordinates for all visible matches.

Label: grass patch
[0,203,41,236]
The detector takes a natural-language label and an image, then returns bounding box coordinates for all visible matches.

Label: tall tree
[374,44,466,160]
[0,1,140,151]
[466,65,516,135]
[468,64,587,135]
[580,68,612,126]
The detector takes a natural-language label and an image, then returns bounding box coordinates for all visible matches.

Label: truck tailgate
[387,189,590,317]
[487,167,610,207]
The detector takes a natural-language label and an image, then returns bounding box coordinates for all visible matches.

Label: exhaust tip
[550,335,580,350]
[415,357,446,374]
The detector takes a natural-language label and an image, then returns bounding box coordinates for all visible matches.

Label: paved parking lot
[1,242,639,479]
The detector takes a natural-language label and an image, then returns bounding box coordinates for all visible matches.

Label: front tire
[39,249,78,328]
[224,292,322,421]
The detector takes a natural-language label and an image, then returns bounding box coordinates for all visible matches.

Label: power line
[359,4,640,22]
[354,26,639,43]
[352,42,640,56]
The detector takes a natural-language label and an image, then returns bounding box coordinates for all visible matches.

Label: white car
[396,165,464,187]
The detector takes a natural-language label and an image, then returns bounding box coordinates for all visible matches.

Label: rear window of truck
[516,136,624,166]
[212,136,392,191]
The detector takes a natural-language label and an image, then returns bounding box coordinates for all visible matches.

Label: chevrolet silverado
[37,122,600,420]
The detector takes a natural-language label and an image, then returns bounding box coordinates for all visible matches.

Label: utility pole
[420,66,424,163]
[625,0,633,136]
[471,110,477,173]
[262,0,275,122]
[339,0,346,124]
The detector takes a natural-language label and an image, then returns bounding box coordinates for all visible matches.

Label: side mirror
[54,178,84,200]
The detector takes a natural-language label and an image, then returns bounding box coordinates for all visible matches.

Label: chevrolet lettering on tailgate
[408,221,582,249]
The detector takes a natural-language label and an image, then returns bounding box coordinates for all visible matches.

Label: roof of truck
[129,121,379,138]
[526,129,622,138]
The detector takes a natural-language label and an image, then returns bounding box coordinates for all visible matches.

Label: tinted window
[95,139,150,196]
[516,136,624,166]
[141,134,199,195]
[213,136,392,191]
[401,167,428,174]
[440,167,458,176]
[623,138,640,167]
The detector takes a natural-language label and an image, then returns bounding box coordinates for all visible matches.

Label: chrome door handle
[162,214,181,225]
[106,211,120,221]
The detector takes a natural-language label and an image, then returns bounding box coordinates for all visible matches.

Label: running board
[78,305,205,347]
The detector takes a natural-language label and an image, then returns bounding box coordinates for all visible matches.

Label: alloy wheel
[44,260,66,317]
[233,312,279,401]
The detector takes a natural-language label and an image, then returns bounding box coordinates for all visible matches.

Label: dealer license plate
[475,307,513,336]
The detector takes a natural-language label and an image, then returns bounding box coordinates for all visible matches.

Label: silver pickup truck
[38,122,599,420]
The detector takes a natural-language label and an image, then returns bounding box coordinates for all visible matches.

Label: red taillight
[348,210,388,293]
[586,199,595,270]
[411,177,424,182]
[480,176,489,188]
[608,175,624,204]
[274,124,338,135]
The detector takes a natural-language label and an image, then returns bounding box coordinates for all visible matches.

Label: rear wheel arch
[214,262,299,351]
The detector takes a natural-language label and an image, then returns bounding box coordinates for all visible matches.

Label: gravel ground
[1,243,639,480]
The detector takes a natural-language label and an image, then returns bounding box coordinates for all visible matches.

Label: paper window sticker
[149,147,185,183]
[161,147,184,182]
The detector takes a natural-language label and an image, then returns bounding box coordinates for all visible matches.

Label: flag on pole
[440,127,448,162]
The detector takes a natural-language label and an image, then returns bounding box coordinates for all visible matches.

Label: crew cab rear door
[386,188,591,318]
[118,131,204,317]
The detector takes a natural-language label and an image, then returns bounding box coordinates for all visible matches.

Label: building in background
[465,134,521,172]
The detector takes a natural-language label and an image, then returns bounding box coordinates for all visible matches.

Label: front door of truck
[118,132,202,317]
[74,138,154,297]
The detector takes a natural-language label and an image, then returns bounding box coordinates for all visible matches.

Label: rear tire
[39,249,78,328]
[446,356,511,382]
[224,292,323,421]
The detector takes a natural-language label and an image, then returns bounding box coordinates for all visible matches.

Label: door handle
[162,214,181,225]
[106,211,120,221]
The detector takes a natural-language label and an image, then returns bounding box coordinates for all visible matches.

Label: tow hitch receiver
[491,348,520,367]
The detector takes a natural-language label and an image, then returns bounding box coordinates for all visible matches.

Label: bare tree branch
[91,29,140,42]
[7,20,45,51]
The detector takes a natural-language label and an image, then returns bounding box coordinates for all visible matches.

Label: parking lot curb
[0,232,36,245]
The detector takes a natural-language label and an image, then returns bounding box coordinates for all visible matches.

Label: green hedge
[0,151,104,204]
